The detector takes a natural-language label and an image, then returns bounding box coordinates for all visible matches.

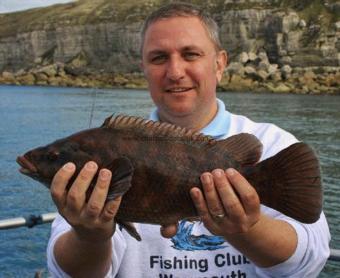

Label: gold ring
[213,213,225,219]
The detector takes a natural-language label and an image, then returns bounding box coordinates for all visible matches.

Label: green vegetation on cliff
[0,0,338,38]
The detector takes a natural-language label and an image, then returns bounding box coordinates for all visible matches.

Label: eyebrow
[146,45,204,56]
[182,45,204,52]
[147,50,167,57]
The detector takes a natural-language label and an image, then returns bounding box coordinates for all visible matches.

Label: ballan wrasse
[17,115,323,240]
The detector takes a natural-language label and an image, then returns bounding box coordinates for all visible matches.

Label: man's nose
[166,57,185,81]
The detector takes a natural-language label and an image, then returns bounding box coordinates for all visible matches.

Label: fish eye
[47,151,60,161]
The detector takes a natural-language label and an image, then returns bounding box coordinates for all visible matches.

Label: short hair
[140,2,222,53]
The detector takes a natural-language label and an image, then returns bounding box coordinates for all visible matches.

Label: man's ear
[216,50,227,83]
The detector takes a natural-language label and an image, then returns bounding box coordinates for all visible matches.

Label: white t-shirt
[47,99,330,277]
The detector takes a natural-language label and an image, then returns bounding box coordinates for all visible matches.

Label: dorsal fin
[101,114,216,147]
[213,133,263,166]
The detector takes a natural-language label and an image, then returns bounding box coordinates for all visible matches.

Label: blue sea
[0,85,339,277]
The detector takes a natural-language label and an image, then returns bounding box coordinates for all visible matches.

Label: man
[47,3,330,277]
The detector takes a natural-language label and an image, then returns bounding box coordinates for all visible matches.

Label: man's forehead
[143,16,213,51]
[145,16,208,37]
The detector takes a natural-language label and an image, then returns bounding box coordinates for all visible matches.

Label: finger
[200,172,225,218]
[67,161,98,211]
[225,168,260,215]
[50,162,76,209]
[85,169,112,218]
[160,224,178,238]
[101,197,122,222]
[190,187,214,226]
[212,169,245,220]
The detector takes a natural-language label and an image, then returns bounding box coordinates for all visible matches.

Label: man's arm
[50,161,119,277]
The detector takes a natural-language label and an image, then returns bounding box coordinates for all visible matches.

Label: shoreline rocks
[219,51,340,94]
[0,53,339,94]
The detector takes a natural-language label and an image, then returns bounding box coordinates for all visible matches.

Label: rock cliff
[0,0,339,93]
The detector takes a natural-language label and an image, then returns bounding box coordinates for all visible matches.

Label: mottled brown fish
[17,115,322,240]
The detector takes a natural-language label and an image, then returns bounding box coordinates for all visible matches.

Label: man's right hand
[50,161,120,242]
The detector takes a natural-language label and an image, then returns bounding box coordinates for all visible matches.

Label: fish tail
[243,142,322,223]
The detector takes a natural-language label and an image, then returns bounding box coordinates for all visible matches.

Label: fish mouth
[16,155,38,176]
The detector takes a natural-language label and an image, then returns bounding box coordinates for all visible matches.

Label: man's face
[141,16,227,128]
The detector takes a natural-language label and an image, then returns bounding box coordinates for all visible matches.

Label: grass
[0,0,338,39]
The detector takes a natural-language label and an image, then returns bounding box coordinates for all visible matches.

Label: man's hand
[189,168,297,267]
[190,168,261,237]
[51,161,120,242]
[160,168,261,238]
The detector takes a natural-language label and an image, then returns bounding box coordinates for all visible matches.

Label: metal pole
[330,249,340,262]
[0,212,57,229]
[1,213,340,262]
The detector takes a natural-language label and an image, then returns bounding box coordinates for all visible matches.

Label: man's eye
[184,52,200,60]
[150,55,167,64]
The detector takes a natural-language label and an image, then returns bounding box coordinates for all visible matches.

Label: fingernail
[63,162,75,171]
[201,173,210,183]
[214,169,224,177]
[85,161,97,170]
[99,169,111,181]
[190,188,200,199]
[226,168,235,176]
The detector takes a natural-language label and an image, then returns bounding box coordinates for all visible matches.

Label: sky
[0,0,75,14]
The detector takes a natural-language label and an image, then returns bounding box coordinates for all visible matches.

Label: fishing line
[88,88,97,128]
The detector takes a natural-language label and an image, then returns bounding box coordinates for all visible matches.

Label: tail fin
[243,142,322,223]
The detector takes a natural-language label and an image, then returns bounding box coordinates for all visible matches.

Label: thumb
[160,223,178,238]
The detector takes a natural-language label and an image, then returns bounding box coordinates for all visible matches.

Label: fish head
[16,129,102,188]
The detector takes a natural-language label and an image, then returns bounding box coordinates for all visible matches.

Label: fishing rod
[88,87,98,128]
[0,212,57,229]
[2,89,97,229]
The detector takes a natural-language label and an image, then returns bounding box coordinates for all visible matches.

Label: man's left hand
[190,168,261,237]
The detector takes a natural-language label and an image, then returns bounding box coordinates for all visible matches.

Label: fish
[16,114,323,240]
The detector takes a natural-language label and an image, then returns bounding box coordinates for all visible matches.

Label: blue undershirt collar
[149,98,230,139]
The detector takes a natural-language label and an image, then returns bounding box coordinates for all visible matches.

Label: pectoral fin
[106,157,134,200]
[117,220,142,241]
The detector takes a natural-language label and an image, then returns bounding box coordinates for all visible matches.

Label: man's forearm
[225,214,298,267]
[54,229,113,278]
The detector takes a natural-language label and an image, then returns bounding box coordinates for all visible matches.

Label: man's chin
[162,105,196,120]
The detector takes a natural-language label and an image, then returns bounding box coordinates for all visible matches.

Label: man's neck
[158,106,218,132]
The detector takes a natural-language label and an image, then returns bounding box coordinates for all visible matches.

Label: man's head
[141,3,227,130]
[140,2,223,53]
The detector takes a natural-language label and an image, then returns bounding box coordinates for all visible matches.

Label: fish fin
[101,114,215,147]
[117,220,141,241]
[213,133,263,166]
[244,142,322,223]
[101,114,114,127]
[106,157,134,200]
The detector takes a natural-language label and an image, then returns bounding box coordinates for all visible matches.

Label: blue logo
[171,220,226,251]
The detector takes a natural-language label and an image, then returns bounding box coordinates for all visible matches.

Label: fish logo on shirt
[171,221,226,251]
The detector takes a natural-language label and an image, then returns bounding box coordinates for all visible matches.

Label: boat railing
[1,213,339,262]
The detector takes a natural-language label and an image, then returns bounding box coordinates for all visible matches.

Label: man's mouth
[165,87,193,93]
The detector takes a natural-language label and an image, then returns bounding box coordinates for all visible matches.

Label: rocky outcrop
[219,51,340,94]
[0,22,142,73]
[0,62,148,89]
[0,0,339,94]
